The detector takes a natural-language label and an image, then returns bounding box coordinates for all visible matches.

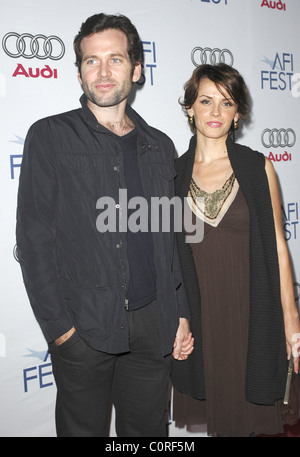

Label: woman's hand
[284,322,300,374]
[172,318,194,360]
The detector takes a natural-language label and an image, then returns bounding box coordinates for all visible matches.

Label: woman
[171,63,300,437]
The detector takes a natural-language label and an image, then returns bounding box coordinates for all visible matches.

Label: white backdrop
[0,0,299,437]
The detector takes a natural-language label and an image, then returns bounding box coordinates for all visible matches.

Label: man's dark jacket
[16,95,190,356]
[171,135,287,405]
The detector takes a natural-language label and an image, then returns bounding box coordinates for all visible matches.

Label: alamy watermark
[96,190,204,243]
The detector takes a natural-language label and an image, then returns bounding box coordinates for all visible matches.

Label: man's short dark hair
[74,13,144,74]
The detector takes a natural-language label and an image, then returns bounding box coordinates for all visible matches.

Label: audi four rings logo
[261,128,296,148]
[2,32,65,60]
[191,47,234,67]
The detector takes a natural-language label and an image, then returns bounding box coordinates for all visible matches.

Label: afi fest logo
[9,134,24,180]
[138,41,157,86]
[2,32,65,80]
[282,202,298,242]
[261,52,294,91]
[23,350,53,393]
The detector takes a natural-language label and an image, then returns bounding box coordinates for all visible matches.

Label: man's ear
[132,63,142,83]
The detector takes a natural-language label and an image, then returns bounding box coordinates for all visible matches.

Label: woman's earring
[234,120,238,130]
[189,115,194,125]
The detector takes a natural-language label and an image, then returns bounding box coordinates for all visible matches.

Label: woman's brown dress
[173,186,284,437]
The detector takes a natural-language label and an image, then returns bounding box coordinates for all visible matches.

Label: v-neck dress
[173,186,283,437]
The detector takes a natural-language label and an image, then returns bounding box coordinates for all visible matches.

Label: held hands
[284,318,300,374]
[56,322,195,359]
[288,334,300,375]
[288,333,300,375]
[172,318,194,361]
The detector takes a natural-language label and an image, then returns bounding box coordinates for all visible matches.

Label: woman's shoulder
[229,139,266,167]
[235,141,262,155]
[175,149,189,164]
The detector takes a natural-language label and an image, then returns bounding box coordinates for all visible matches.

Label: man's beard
[81,79,132,108]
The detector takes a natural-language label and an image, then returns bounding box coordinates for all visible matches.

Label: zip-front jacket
[16,95,190,356]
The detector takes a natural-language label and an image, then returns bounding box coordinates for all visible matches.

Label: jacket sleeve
[16,120,73,342]
[167,137,191,321]
[173,239,191,320]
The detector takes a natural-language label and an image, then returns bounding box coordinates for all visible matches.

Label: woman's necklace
[189,171,236,221]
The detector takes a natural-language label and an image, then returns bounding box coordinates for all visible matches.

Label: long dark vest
[171,135,286,405]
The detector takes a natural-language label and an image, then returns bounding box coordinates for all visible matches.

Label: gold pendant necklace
[190,172,235,220]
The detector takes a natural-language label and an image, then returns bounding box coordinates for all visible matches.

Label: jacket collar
[80,94,107,133]
[79,94,159,145]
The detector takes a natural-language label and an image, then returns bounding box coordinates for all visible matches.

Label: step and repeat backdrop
[0,0,299,437]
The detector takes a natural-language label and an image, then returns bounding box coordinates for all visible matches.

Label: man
[16,13,193,437]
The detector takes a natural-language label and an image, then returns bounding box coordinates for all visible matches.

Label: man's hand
[55,327,76,346]
[172,318,194,360]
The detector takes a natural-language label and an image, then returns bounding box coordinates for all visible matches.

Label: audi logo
[191,47,234,67]
[261,128,296,148]
[2,32,65,60]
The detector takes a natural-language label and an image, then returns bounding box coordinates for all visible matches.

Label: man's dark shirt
[118,129,156,310]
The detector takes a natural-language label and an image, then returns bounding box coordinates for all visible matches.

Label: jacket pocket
[63,279,113,336]
[158,164,177,181]
[58,153,102,173]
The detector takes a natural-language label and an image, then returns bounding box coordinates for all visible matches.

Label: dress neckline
[188,173,239,227]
